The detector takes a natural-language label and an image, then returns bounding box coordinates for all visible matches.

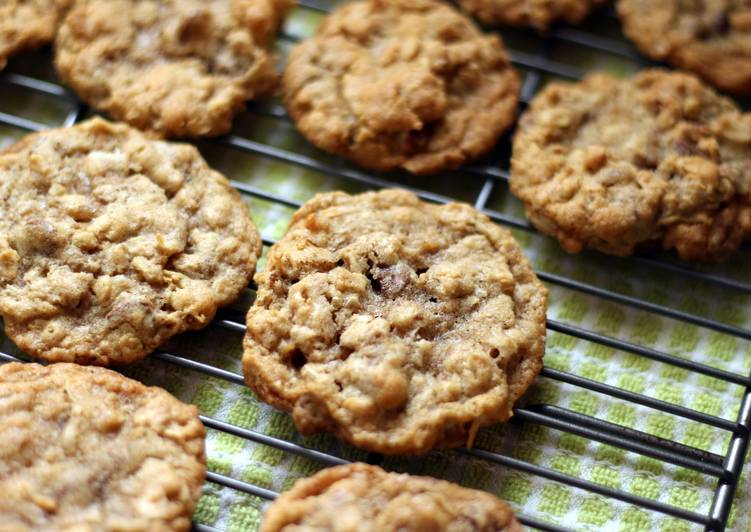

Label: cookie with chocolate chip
[0,118,262,365]
[282,0,519,175]
[261,463,524,532]
[510,70,751,261]
[618,0,751,95]
[55,0,293,137]
[0,362,205,531]
[243,189,547,455]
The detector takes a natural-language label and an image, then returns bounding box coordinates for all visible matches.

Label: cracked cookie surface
[261,463,524,532]
[618,0,751,95]
[0,0,70,70]
[282,0,519,175]
[0,118,262,365]
[55,0,293,137]
[459,0,605,31]
[510,70,751,261]
[0,362,205,532]
[243,189,547,455]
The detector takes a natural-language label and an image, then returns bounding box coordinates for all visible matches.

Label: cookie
[261,463,524,532]
[243,189,547,455]
[618,0,751,95]
[0,118,262,365]
[55,0,293,137]
[0,362,205,531]
[282,0,519,175]
[0,0,70,70]
[510,70,751,261]
[459,0,605,31]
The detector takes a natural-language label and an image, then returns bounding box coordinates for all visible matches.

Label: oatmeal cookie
[0,118,262,365]
[0,362,205,531]
[243,189,547,455]
[510,70,751,261]
[0,0,70,70]
[261,463,523,532]
[618,0,751,95]
[55,0,293,137]
[282,0,519,175]
[459,0,605,31]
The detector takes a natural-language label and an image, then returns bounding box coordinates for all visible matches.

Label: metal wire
[0,1,750,531]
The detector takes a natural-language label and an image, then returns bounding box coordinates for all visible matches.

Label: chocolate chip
[696,11,730,38]
[371,263,412,298]
[713,11,730,34]
[632,152,658,170]
[673,139,699,156]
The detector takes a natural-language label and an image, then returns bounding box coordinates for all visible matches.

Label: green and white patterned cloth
[2,3,751,531]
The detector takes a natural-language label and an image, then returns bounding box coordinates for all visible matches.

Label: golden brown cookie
[510,70,751,261]
[261,463,524,532]
[0,0,70,70]
[282,0,520,175]
[459,0,605,31]
[0,118,262,365]
[618,0,751,95]
[243,189,547,455]
[55,0,294,137]
[0,362,205,531]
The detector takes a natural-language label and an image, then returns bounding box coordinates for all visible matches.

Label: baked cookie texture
[618,0,751,95]
[261,463,524,532]
[0,118,262,365]
[0,362,205,531]
[510,70,751,261]
[0,0,70,70]
[243,189,547,455]
[282,0,520,175]
[459,0,605,31]
[55,0,293,138]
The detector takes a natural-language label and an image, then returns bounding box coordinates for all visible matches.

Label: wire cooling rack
[1,2,751,531]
